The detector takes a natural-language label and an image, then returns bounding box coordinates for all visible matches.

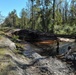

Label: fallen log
[12,29,57,42]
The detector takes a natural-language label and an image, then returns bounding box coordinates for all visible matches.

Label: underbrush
[0,27,12,32]
[54,24,76,35]
[12,35,19,42]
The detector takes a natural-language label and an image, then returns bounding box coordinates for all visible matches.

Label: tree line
[1,0,76,34]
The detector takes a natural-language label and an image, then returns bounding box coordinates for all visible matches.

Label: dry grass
[0,35,4,40]
[0,48,8,56]
[0,47,20,75]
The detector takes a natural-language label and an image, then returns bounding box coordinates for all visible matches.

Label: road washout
[0,34,75,75]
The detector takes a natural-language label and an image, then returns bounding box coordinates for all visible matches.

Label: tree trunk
[52,0,55,33]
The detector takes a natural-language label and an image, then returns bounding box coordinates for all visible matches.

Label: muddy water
[33,41,76,56]
[59,42,76,54]
[23,40,76,57]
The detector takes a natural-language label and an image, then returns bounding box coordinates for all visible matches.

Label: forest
[0,0,76,35]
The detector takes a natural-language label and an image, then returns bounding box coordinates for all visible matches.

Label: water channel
[23,40,76,60]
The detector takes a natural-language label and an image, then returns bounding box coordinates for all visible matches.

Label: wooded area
[0,0,76,35]
[0,1,76,75]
